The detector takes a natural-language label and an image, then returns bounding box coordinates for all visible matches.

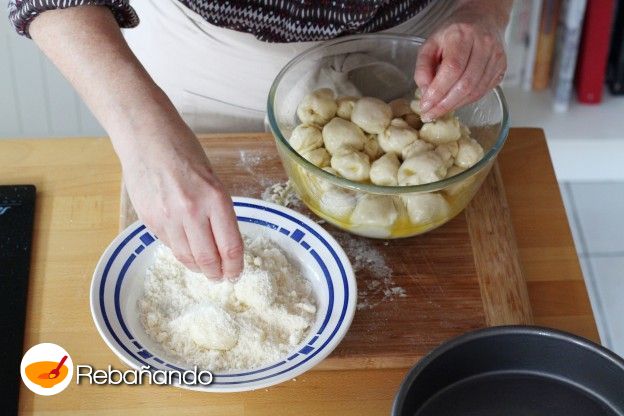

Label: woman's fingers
[414,39,439,93]
[422,37,489,121]
[184,214,223,279]
[418,30,472,119]
[166,223,200,273]
[210,193,244,280]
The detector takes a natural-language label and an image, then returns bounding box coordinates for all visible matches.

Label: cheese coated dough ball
[351,194,398,238]
[336,96,358,120]
[351,97,393,134]
[401,139,434,160]
[330,151,371,182]
[455,137,485,168]
[289,124,323,153]
[369,153,400,186]
[402,193,450,224]
[322,117,366,155]
[297,88,338,126]
[420,115,462,144]
[398,152,448,186]
[378,118,419,155]
[301,147,330,167]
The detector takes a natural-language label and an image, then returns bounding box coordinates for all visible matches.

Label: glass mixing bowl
[267,34,510,239]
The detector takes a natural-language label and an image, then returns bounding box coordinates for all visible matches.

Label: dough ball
[410,98,422,115]
[398,151,448,186]
[389,98,412,117]
[379,118,419,155]
[435,141,459,169]
[322,117,366,155]
[369,153,400,186]
[297,88,337,126]
[443,165,475,197]
[330,151,370,182]
[235,268,277,310]
[401,139,434,160]
[363,134,383,160]
[289,124,323,153]
[402,193,450,224]
[350,194,398,238]
[173,304,239,351]
[336,96,358,120]
[320,188,357,218]
[351,97,393,134]
[455,137,485,168]
[301,147,330,167]
[403,113,423,130]
[420,115,462,144]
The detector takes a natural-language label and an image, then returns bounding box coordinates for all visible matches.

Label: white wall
[0,10,105,138]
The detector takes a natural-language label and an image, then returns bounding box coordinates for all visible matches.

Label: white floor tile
[588,256,624,357]
[568,182,624,255]
[558,182,586,255]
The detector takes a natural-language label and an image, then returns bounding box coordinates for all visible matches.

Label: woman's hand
[120,120,244,280]
[414,0,512,122]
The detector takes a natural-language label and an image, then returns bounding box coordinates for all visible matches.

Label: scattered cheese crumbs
[138,235,317,371]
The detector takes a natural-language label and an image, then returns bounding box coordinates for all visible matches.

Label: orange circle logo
[21,343,73,396]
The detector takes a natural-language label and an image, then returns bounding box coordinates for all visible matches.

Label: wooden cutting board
[119,133,533,370]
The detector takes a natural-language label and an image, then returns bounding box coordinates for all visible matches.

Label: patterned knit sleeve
[7,0,139,38]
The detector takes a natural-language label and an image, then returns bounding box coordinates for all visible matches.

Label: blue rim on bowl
[90,197,357,392]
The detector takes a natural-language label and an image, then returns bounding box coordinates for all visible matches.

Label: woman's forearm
[29,5,188,163]
[454,0,513,30]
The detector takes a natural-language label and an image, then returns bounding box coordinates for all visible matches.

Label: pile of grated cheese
[138,235,317,372]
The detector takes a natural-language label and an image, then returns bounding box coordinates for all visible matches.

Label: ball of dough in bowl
[301,147,331,167]
[435,141,459,169]
[351,194,399,238]
[289,124,323,153]
[320,188,357,219]
[398,152,448,186]
[455,137,485,169]
[322,117,367,155]
[331,151,370,182]
[297,88,337,126]
[369,153,400,186]
[378,118,419,155]
[363,134,383,160]
[402,193,450,225]
[420,115,462,144]
[336,96,358,120]
[351,97,392,134]
[401,139,434,160]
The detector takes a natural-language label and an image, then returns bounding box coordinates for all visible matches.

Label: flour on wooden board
[138,235,317,371]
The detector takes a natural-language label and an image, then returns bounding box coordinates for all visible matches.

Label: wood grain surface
[0,128,599,415]
[119,133,533,369]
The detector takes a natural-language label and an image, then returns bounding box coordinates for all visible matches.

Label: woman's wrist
[452,0,513,32]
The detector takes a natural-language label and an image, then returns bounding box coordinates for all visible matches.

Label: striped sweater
[8,0,433,42]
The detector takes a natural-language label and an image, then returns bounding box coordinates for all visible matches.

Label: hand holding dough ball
[398,152,447,186]
[420,115,462,144]
[378,118,418,155]
[351,194,399,238]
[297,88,337,126]
[370,153,400,186]
[322,117,366,155]
[301,147,330,167]
[435,141,459,169]
[401,139,433,160]
[330,151,371,182]
[455,137,484,168]
[402,193,450,224]
[289,124,323,153]
[336,96,358,120]
[389,98,412,117]
[351,97,393,134]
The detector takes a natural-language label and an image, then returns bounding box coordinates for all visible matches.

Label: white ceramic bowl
[90,197,356,392]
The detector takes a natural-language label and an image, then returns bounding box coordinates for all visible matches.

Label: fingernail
[421,114,433,123]
[420,99,432,113]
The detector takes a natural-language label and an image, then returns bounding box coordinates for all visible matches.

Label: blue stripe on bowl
[98,200,350,386]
